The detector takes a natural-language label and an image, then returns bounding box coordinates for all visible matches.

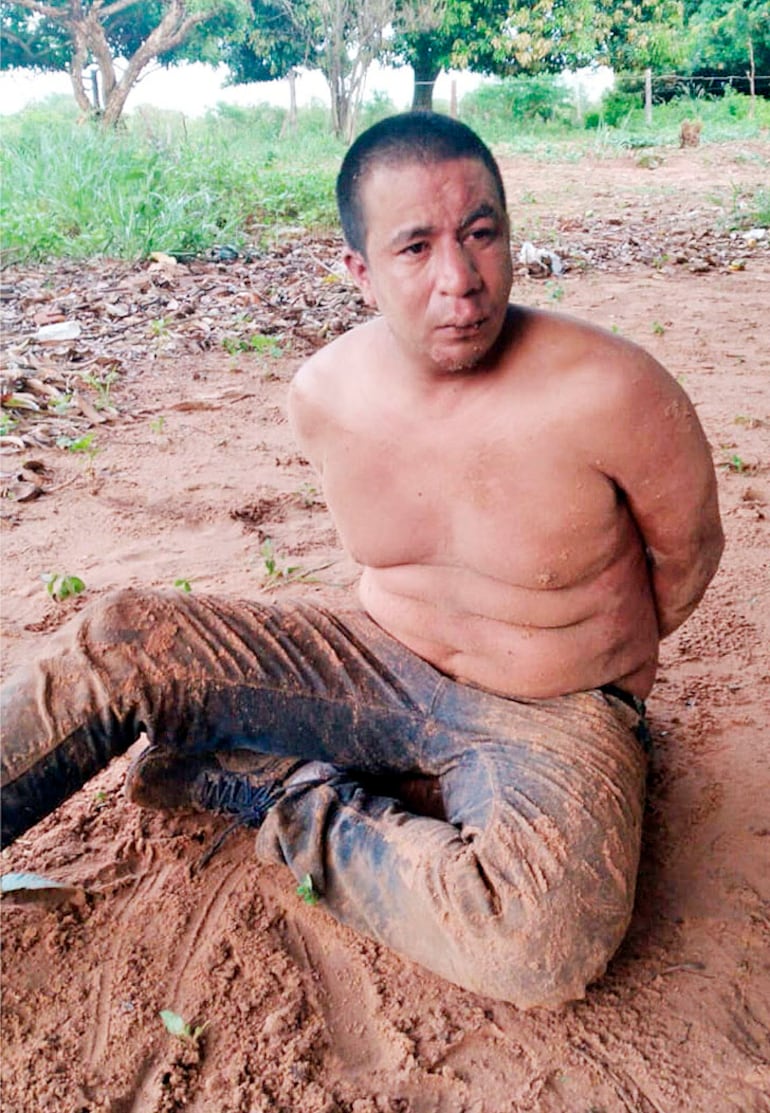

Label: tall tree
[390,0,626,113]
[596,0,686,73]
[0,0,250,126]
[228,0,395,140]
[686,0,770,102]
[222,0,308,128]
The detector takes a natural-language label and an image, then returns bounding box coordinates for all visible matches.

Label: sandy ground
[1,140,769,1113]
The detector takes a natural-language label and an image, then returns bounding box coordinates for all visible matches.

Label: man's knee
[465,891,633,1008]
[80,586,176,645]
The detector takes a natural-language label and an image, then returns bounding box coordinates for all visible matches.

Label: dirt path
[1,140,769,1113]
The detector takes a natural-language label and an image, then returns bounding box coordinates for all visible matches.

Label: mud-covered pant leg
[255,636,648,1007]
[1,588,646,1008]
[1,588,435,845]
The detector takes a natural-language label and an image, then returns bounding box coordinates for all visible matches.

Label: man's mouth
[439,318,487,334]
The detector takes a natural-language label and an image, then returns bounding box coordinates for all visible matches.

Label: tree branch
[9,0,70,21]
[100,0,149,18]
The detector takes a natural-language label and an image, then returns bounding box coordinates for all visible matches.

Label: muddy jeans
[1,589,648,1007]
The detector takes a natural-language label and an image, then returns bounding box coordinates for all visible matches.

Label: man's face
[344,157,513,376]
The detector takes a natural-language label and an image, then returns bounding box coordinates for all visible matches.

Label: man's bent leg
[255,686,647,1008]
[1,590,438,846]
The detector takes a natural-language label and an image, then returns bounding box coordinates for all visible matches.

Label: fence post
[644,68,653,126]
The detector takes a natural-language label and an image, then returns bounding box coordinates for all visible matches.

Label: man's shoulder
[292,317,384,398]
[517,306,674,398]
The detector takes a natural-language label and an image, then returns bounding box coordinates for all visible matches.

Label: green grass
[1,88,768,264]
[1,98,341,263]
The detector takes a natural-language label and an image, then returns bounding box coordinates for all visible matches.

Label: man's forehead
[362,154,497,193]
[359,156,504,226]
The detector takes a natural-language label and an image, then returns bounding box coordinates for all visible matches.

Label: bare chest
[321,417,622,588]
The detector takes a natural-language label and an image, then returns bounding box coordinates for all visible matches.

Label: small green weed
[42,572,86,601]
[149,415,166,435]
[159,1009,209,1043]
[727,454,745,473]
[295,482,320,509]
[82,369,119,410]
[546,281,565,302]
[174,578,192,592]
[260,538,301,583]
[652,321,666,336]
[0,412,19,435]
[57,432,98,458]
[50,393,74,415]
[222,333,282,357]
[150,317,171,338]
[296,873,319,906]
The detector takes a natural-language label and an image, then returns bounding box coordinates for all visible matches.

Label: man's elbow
[656,525,725,638]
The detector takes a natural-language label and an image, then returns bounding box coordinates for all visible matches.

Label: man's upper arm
[594,347,724,636]
[287,359,326,475]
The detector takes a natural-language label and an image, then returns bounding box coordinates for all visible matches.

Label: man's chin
[428,335,494,374]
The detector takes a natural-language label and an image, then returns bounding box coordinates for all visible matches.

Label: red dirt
[1,141,769,1113]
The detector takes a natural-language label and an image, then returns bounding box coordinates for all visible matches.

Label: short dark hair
[336,111,507,257]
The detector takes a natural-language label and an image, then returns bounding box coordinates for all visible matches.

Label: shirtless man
[1,113,723,1008]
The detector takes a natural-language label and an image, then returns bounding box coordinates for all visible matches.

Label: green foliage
[41,573,86,601]
[0,1,248,76]
[589,83,770,140]
[2,90,766,268]
[686,0,770,90]
[356,90,400,132]
[174,578,192,592]
[598,0,688,71]
[461,76,575,137]
[1,104,339,263]
[82,369,119,410]
[747,188,770,226]
[159,1009,210,1043]
[221,0,307,83]
[260,538,301,583]
[56,432,98,457]
[222,333,282,356]
[296,873,319,905]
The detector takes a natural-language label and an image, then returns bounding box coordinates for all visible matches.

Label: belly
[358,552,660,700]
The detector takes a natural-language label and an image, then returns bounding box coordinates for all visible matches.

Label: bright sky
[0,61,485,117]
[0,61,611,119]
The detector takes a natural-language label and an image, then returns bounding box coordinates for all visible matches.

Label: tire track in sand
[126,859,246,1113]
[86,865,175,1069]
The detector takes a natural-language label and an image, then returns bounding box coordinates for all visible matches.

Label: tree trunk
[102,81,135,128]
[287,68,298,129]
[89,67,100,111]
[68,32,93,117]
[410,36,440,112]
[747,34,756,119]
[644,67,653,127]
[280,69,298,136]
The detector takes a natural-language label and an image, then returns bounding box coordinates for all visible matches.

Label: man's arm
[589,345,724,639]
[287,356,328,477]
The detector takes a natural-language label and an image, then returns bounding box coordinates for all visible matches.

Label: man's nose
[436,242,482,296]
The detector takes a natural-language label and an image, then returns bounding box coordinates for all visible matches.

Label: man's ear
[343,247,378,308]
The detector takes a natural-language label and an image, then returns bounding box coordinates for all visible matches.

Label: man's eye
[403,242,427,256]
[469,226,495,242]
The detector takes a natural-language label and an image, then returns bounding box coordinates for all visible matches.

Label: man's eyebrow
[389,224,435,250]
[460,203,501,231]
